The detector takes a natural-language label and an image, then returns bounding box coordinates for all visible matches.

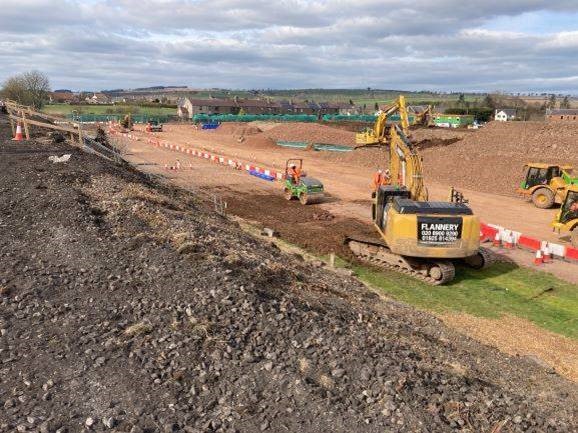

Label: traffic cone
[493,232,501,247]
[534,250,543,265]
[12,122,23,141]
[542,243,551,263]
[175,160,181,170]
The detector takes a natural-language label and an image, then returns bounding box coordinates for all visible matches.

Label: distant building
[177,98,239,118]
[546,108,578,121]
[85,93,110,104]
[236,98,280,115]
[177,97,357,118]
[494,109,517,122]
[434,114,474,128]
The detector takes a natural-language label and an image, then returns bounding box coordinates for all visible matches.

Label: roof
[183,98,237,107]
[496,109,517,116]
[393,197,473,215]
[525,163,574,170]
[547,109,578,116]
[237,99,280,108]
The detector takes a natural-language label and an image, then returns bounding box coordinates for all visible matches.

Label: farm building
[494,109,518,121]
[546,108,578,121]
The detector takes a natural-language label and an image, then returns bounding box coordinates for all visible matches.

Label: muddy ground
[1,116,577,433]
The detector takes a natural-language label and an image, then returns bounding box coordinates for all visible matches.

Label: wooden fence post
[21,111,30,140]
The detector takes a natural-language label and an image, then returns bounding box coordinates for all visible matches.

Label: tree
[548,94,557,109]
[1,70,51,108]
[560,96,571,109]
[458,93,466,108]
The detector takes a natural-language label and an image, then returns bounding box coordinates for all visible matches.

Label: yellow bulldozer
[518,163,577,208]
[552,185,578,247]
[346,96,491,285]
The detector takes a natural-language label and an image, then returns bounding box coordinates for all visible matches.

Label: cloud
[1,0,578,91]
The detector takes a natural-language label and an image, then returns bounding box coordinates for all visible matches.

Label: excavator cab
[519,163,576,208]
[553,186,578,247]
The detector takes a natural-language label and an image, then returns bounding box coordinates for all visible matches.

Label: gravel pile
[422,121,578,195]
[0,116,576,432]
[264,123,356,146]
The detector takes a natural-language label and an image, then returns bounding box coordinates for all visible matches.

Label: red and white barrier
[140,134,285,181]
[480,222,578,263]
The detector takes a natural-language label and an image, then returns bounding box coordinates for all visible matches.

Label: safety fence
[480,223,578,263]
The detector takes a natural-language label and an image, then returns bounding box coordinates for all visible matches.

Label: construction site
[0,94,577,433]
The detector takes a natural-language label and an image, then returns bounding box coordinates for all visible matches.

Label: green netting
[322,114,416,123]
[276,140,353,152]
[192,114,317,123]
[276,140,309,149]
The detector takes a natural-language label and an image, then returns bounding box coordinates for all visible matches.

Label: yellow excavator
[346,96,491,285]
[552,185,578,247]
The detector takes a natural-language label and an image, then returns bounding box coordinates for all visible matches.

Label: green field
[43,104,176,117]
[191,89,482,107]
[332,258,578,339]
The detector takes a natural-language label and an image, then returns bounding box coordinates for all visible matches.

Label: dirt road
[118,124,578,284]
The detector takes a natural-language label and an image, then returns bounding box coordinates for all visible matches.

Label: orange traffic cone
[12,122,23,141]
[534,250,543,265]
[493,232,501,247]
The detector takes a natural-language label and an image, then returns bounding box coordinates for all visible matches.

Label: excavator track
[346,236,456,286]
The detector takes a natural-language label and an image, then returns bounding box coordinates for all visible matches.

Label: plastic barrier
[249,170,275,181]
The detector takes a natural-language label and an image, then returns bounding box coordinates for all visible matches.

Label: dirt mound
[0,116,576,432]
[422,121,578,195]
[265,122,356,146]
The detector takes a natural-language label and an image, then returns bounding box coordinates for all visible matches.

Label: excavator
[346,96,491,285]
[552,185,578,247]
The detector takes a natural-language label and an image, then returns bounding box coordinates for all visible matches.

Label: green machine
[283,159,324,205]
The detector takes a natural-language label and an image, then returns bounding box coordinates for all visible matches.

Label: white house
[494,108,517,122]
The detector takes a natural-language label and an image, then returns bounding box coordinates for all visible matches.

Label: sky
[2,0,578,92]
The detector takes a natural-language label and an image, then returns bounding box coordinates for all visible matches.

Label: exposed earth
[1,116,577,432]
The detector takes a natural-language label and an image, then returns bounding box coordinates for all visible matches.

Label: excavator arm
[389,125,428,201]
[356,95,410,145]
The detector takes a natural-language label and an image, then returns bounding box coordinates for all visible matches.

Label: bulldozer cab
[522,164,561,189]
[560,188,578,224]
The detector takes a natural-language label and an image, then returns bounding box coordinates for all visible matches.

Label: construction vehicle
[146,120,163,132]
[346,96,491,285]
[283,159,324,205]
[408,105,433,127]
[356,96,411,145]
[518,164,578,208]
[552,185,578,247]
